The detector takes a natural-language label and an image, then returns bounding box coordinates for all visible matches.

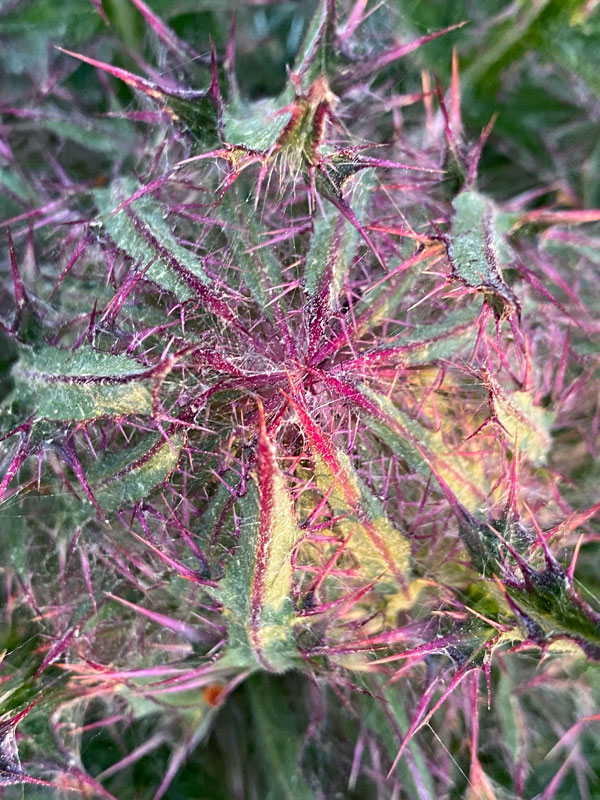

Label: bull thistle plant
[1,0,600,797]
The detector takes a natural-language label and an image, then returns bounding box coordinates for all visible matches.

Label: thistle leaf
[447,190,519,319]
[359,382,487,508]
[97,179,243,330]
[482,369,554,466]
[507,568,600,660]
[96,178,210,300]
[289,394,410,588]
[323,375,487,509]
[87,431,183,513]
[57,47,221,149]
[342,303,480,370]
[316,450,411,589]
[292,0,336,85]
[220,405,302,672]
[221,192,283,318]
[10,345,153,421]
[304,172,373,356]
[223,97,292,152]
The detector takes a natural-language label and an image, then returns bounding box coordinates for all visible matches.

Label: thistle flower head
[1,1,600,797]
